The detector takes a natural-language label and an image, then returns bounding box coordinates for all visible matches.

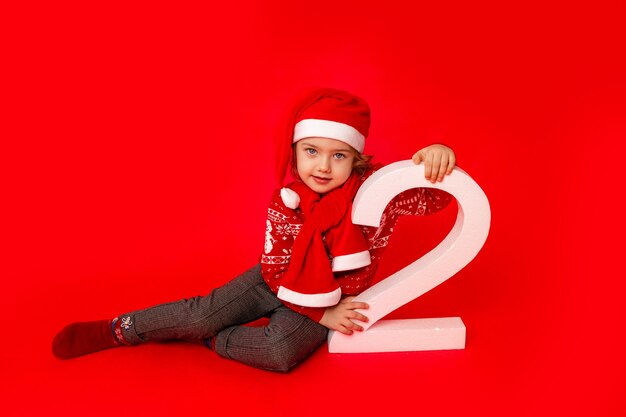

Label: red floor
[4,197,625,416]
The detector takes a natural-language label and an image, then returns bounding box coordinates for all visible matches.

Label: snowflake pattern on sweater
[260,167,452,322]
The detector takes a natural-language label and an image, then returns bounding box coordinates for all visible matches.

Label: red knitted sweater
[260,167,452,322]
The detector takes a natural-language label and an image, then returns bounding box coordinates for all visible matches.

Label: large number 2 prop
[328,161,491,353]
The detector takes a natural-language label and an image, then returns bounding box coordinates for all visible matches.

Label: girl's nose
[318,158,331,172]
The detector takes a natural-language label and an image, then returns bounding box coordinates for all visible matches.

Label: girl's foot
[52,319,125,359]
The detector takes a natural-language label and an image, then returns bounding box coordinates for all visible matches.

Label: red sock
[52,319,124,359]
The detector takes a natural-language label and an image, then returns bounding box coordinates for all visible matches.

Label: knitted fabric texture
[277,173,370,307]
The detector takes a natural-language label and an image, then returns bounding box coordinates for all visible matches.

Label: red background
[2,1,625,416]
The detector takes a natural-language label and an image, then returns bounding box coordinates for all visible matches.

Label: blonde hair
[351,150,373,175]
[290,143,373,179]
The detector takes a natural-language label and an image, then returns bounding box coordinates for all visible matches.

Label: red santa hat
[275,88,371,187]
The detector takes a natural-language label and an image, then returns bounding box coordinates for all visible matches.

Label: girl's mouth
[312,175,331,184]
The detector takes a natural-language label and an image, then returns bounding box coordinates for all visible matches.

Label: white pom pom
[280,188,300,209]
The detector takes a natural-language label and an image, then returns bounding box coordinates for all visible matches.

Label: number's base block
[327,317,466,353]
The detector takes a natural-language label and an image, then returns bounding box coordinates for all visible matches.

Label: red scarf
[276,173,371,307]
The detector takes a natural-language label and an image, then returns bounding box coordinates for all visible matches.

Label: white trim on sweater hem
[277,286,342,307]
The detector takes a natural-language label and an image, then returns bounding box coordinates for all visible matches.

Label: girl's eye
[334,153,346,159]
[305,148,317,155]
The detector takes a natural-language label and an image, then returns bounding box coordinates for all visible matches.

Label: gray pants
[118,264,328,372]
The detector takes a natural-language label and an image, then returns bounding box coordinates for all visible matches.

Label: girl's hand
[319,296,369,335]
[412,144,456,183]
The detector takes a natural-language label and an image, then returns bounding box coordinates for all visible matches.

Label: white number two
[327,161,491,353]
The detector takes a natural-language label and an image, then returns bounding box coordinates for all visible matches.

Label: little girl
[52,88,455,372]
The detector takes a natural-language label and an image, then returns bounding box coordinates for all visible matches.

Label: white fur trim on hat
[277,285,342,307]
[293,119,365,152]
[331,250,371,272]
[280,188,300,209]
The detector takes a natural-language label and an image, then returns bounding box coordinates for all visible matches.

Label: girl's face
[295,137,355,194]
